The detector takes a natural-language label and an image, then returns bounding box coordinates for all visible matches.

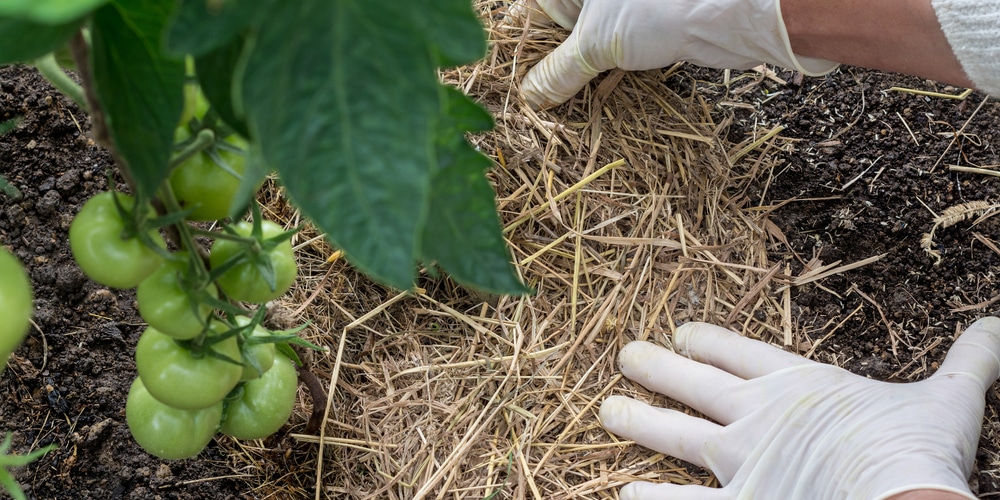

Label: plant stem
[68,29,138,195]
[169,129,215,168]
[296,364,328,435]
[33,53,88,111]
[158,182,212,269]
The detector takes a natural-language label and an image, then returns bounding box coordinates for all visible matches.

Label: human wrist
[882,489,976,500]
[779,0,971,87]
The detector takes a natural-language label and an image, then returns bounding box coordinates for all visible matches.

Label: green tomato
[234,317,275,381]
[137,255,218,340]
[209,220,296,303]
[126,377,222,460]
[170,127,248,222]
[69,192,165,289]
[135,326,242,411]
[0,248,32,364]
[221,353,298,440]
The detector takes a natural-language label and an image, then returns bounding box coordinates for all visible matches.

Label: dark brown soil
[688,66,1000,493]
[0,65,247,499]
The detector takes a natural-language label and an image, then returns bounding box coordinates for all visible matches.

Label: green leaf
[91,0,185,199]
[0,16,82,64]
[195,35,250,138]
[165,0,273,56]
[411,0,487,68]
[241,0,520,293]
[421,88,529,295]
[0,0,106,24]
[242,0,444,289]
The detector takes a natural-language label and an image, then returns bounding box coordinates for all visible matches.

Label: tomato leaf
[164,0,273,56]
[0,0,106,24]
[91,0,185,200]
[0,16,82,64]
[410,1,487,68]
[240,0,525,293]
[421,88,530,294]
[194,35,251,138]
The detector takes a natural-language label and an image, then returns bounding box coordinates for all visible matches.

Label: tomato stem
[157,182,212,276]
[170,128,216,169]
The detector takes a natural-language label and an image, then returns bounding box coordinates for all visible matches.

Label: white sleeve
[932,0,1000,96]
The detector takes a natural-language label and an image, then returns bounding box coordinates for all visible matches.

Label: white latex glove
[600,318,1000,499]
[514,0,839,109]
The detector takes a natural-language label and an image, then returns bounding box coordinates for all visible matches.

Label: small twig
[930,95,990,173]
[948,164,1000,178]
[887,86,974,100]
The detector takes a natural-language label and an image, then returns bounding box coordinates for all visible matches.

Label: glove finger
[505,0,550,26]
[935,316,1000,391]
[600,396,734,476]
[621,481,731,500]
[506,0,581,29]
[521,31,603,109]
[674,322,814,379]
[618,341,749,424]
[536,0,584,30]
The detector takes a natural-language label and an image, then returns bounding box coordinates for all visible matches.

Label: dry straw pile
[237,2,848,498]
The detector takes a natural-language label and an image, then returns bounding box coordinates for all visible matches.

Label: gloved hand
[600,318,1000,499]
[513,0,839,109]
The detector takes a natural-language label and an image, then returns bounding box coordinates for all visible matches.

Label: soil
[3,60,1000,496]
[687,66,1000,492]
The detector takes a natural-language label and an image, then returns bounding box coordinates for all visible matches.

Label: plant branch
[296,363,327,435]
[33,53,88,112]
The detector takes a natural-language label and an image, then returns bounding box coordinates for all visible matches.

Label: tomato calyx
[211,211,300,295]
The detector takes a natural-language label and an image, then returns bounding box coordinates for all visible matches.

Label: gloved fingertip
[597,395,630,424]
[620,482,641,500]
[520,71,563,110]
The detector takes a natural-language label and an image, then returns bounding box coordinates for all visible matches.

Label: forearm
[885,490,973,500]
[780,0,973,88]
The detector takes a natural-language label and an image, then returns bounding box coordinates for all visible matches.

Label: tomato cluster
[67,86,307,460]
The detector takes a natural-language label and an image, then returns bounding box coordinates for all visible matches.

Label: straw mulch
[228,2,875,498]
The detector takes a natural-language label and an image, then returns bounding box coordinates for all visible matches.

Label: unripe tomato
[135,326,242,411]
[69,192,165,289]
[137,255,217,340]
[221,353,298,440]
[0,248,32,365]
[209,220,296,303]
[170,127,248,222]
[234,316,275,381]
[126,378,222,460]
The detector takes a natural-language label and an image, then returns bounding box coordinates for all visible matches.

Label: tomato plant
[136,254,217,340]
[0,248,32,366]
[69,192,166,289]
[125,378,222,460]
[209,220,296,303]
[135,326,242,411]
[221,353,298,440]
[1,0,532,469]
[170,126,249,222]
